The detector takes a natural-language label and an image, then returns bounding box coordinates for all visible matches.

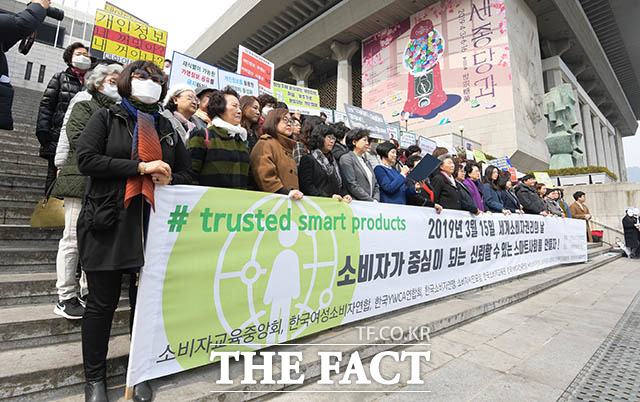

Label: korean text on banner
[126,185,587,387]
[237,45,274,94]
[400,131,417,149]
[534,172,555,188]
[344,104,388,140]
[218,69,259,97]
[91,9,167,67]
[333,110,347,123]
[488,156,512,170]
[273,81,320,116]
[168,51,218,90]
[418,135,437,155]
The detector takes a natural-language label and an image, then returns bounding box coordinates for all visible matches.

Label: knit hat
[163,85,195,106]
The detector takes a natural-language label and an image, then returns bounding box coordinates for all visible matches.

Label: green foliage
[524,166,618,180]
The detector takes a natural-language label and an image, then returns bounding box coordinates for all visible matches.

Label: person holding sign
[339,128,380,202]
[251,109,303,200]
[76,60,194,402]
[299,124,351,202]
[373,142,418,205]
[188,87,250,189]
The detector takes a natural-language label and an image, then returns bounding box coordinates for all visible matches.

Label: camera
[46,6,64,21]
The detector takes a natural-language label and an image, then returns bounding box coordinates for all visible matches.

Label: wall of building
[567,182,640,246]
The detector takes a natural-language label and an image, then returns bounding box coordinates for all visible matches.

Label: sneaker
[54,297,84,320]
[78,294,87,308]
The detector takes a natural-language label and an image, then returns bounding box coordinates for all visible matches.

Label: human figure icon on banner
[263,223,301,344]
[402,19,452,119]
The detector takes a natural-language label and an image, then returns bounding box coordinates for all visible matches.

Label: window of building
[24,62,33,81]
[38,65,46,83]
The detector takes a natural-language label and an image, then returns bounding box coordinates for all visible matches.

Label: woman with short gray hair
[50,63,123,321]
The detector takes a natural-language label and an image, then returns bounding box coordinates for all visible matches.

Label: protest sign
[168,51,218,90]
[273,81,320,116]
[91,9,167,67]
[399,131,417,149]
[473,150,488,163]
[417,136,437,155]
[508,167,518,182]
[487,156,512,170]
[344,104,388,140]
[320,108,334,123]
[333,110,347,123]
[104,2,147,23]
[534,172,555,188]
[386,125,400,141]
[126,185,587,387]
[218,69,259,97]
[237,45,275,94]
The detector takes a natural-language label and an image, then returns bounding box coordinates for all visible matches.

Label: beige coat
[250,133,299,193]
[569,201,593,242]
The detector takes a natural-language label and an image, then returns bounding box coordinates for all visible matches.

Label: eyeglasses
[281,117,292,125]
[326,135,336,141]
[180,93,199,104]
[131,68,166,85]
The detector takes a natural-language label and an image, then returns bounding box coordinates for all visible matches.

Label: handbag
[30,181,65,228]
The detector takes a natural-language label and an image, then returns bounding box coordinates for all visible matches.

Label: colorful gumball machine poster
[362,0,512,130]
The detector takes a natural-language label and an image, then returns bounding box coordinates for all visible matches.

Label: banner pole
[124,386,134,400]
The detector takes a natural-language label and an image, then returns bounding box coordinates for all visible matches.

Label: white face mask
[627,209,635,217]
[163,67,171,76]
[262,106,273,118]
[99,83,121,102]
[71,55,91,70]
[131,79,162,104]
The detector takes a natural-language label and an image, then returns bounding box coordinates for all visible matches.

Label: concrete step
[0,188,43,204]
[0,150,47,167]
[0,224,62,241]
[0,133,41,151]
[0,140,42,158]
[0,206,37,225]
[1,263,56,274]
[0,161,48,178]
[12,249,618,401]
[0,334,130,399]
[0,303,130,352]
[0,247,57,268]
[0,174,46,191]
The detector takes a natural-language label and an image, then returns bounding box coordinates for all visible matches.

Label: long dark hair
[483,165,500,191]
[239,95,260,132]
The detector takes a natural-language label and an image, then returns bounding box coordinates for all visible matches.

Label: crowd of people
[33,43,598,402]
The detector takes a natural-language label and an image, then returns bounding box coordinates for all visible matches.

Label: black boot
[133,380,153,402]
[85,379,109,402]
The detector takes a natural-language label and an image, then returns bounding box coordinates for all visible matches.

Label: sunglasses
[131,69,166,85]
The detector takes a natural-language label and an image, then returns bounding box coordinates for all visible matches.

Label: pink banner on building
[362,0,512,130]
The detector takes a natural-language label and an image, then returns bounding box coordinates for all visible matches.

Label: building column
[592,116,604,166]
[330,40,359,112]
[608,131,620,180]
[572,92,585,166]
[289,64,313,87]
[580,104,596,166]
[601,124,612,170]
[543,68,563,91]
[615,133,628,181]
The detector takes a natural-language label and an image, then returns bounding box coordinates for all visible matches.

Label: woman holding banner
[76,60,193,402]
[188,87,251,189]
[251,108,303,200]
[339,128,380,202]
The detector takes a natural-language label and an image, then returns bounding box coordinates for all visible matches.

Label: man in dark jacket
[0,0,48,130]
[36,41,89,192]
[516,174,548,216]
[622,208,640,258]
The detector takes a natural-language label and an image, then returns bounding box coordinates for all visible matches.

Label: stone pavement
[268,257,640,402]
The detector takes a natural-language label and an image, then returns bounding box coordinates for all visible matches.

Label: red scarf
[124,112,162,211]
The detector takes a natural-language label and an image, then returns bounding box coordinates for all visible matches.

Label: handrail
[591,219,624,236]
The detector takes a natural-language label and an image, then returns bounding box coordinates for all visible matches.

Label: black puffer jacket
[36,67,83,157]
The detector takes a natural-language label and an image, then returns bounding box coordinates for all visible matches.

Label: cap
[163,85,195,106]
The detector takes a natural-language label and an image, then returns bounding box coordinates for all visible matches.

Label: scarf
[311,148,342,188]
[121,98,162,211]
[173,111,196,134]
[211,116,247,142]
[71,67,86,85]
[440,170,457,187]
[194,109,211,126]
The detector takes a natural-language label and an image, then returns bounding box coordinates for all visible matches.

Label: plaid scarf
[311,149,342,188]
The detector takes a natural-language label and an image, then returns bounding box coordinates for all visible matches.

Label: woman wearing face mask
[36,42,91,193]
[76,60,193,402]
[623,208,640,258]
[188,87,250,189]
[257,93,277,124]
[50,63,122,321]
[240,95,261,151]
[161,85,203,145]
[251,108,303,200]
